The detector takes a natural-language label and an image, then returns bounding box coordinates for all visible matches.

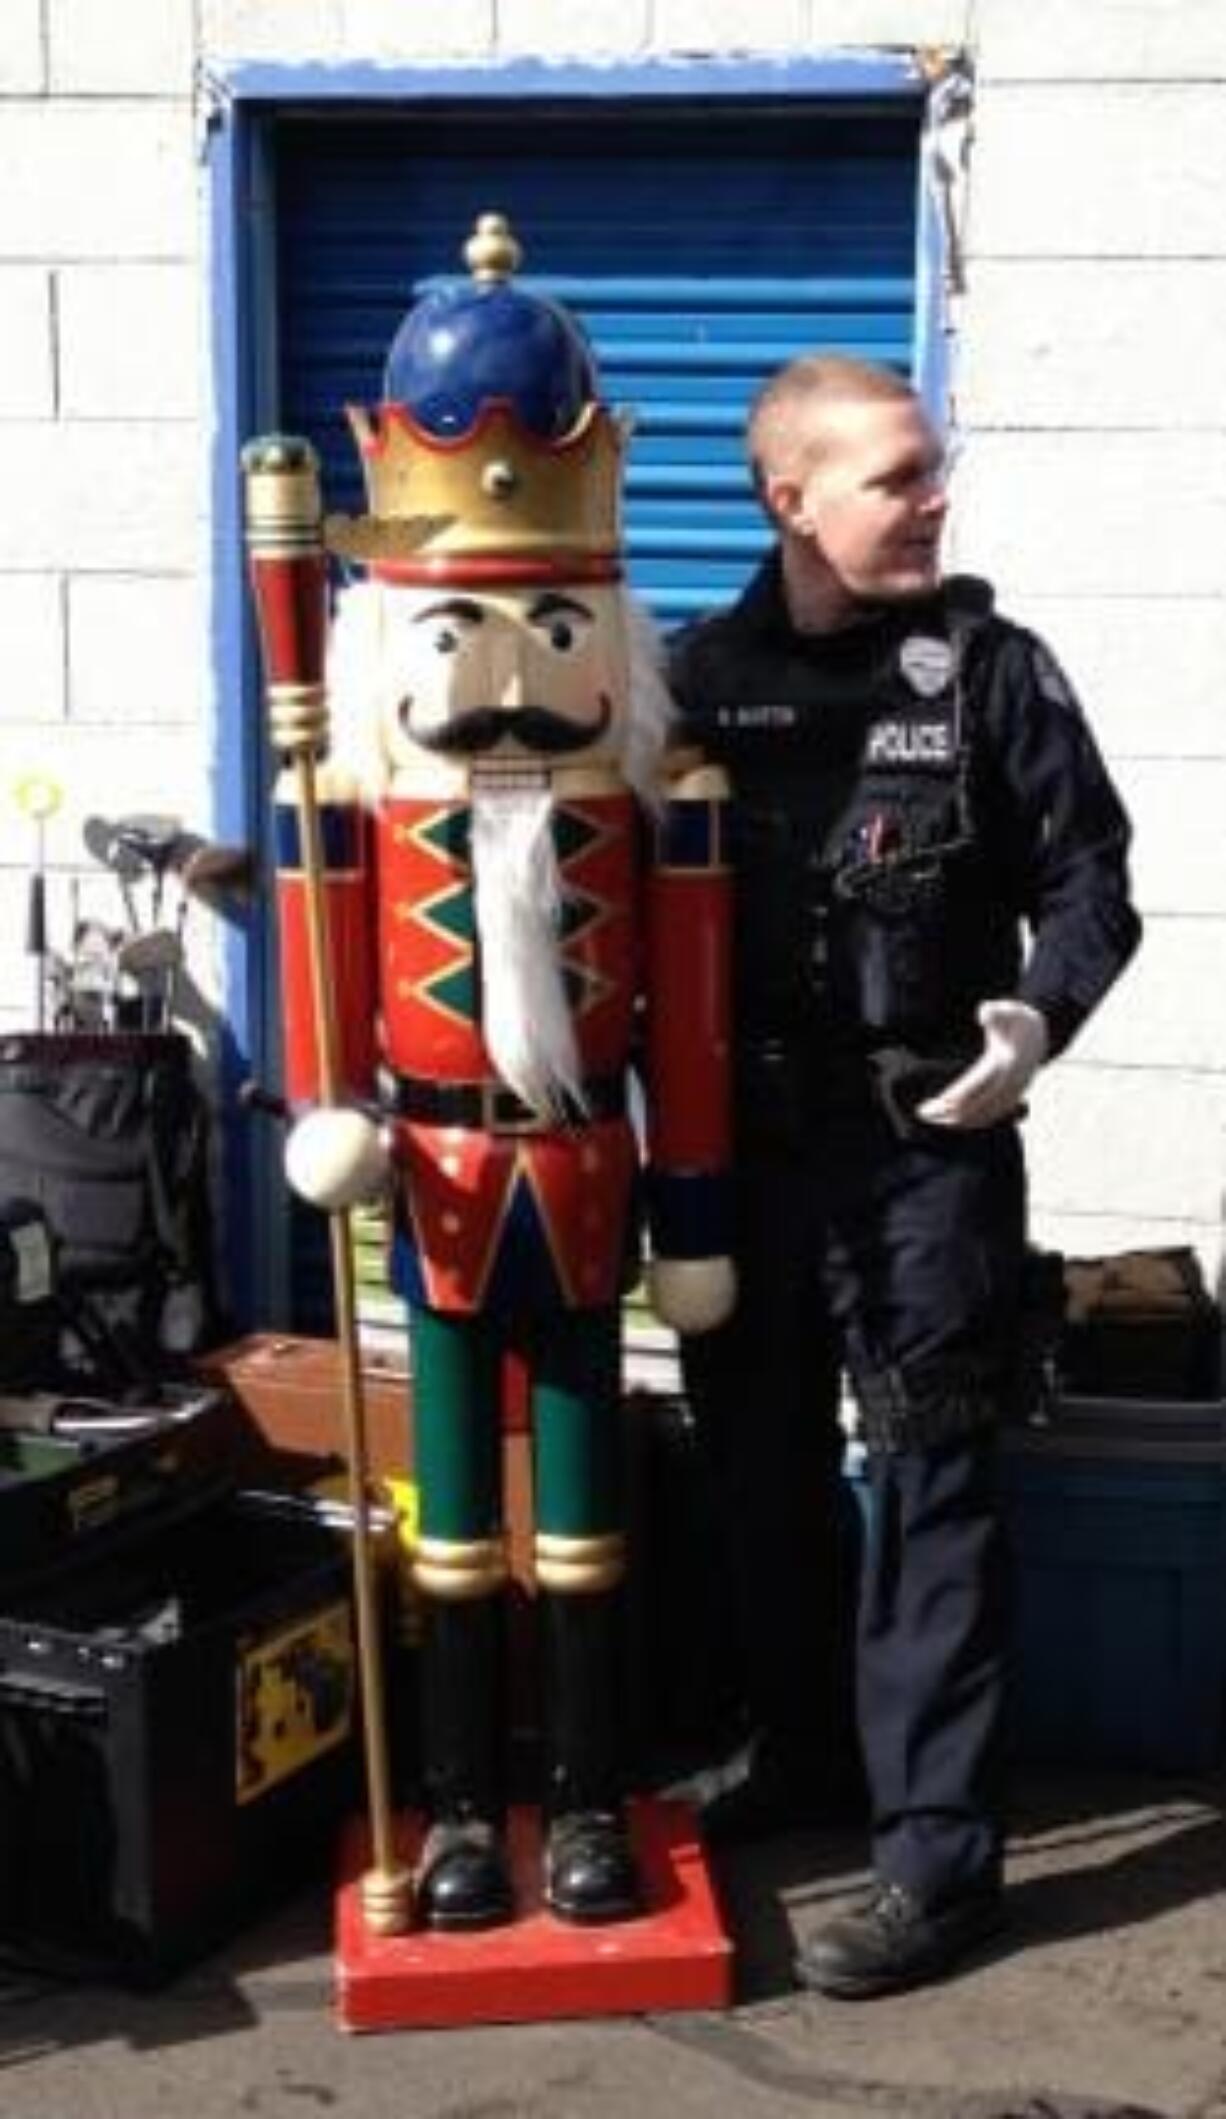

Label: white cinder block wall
[954,0,1226,1291]
[0,0,203,1039]
[0,0,1222,1298]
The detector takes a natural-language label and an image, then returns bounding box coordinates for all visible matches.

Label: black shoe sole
[545,1894,642,1926]
[421,1900,516,1933]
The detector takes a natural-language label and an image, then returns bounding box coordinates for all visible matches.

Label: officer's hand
[916,999,1049,1130]
[648,1256,737,1334]
[284,1106,391,1210]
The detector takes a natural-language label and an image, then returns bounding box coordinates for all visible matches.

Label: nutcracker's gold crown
[323,214,626,585]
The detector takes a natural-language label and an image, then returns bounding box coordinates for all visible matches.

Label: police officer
[670,354,1141,1996]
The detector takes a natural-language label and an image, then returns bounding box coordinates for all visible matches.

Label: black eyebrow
[528,593,593,622]
[412,598,485,625]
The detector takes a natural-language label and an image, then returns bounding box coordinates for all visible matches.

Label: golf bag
[0,1033,220,1388]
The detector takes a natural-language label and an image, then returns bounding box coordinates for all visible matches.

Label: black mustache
[408,698,612,757]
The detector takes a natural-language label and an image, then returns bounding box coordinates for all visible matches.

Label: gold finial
[465,213,522,283]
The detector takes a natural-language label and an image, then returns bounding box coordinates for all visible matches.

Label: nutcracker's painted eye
[412,597,484,658]
[528,593,595,655]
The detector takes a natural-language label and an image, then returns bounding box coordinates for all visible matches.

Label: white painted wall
[0,0,1221,1300]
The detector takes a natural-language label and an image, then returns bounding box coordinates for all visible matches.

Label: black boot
[415,1596,514,1931]
[540,1590,640,1925]
[795,1880,1007,1998]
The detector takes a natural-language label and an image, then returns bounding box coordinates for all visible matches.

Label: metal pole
[242,435,412,1937]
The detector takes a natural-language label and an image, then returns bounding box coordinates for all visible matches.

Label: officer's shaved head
[747,355,915,505]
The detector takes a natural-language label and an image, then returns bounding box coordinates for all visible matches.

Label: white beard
[470,783,583,1120]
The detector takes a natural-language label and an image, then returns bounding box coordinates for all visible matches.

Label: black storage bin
[0,1387,232,1594]
[0,1493,358,1985]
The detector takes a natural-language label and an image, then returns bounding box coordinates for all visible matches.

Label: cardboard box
[198,1332,412,1484]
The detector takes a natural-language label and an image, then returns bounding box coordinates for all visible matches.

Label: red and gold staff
[245,214,733,1932]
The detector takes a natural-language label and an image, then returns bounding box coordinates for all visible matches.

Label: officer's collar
[735,550,948,652]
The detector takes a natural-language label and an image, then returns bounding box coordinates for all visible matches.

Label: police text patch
[864,718,955,768]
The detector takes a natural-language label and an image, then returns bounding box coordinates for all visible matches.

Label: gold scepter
[242,435,412,1936]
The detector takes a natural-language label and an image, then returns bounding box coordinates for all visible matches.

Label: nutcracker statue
[244,215,734,1937]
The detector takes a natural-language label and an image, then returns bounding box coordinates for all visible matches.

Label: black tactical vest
[671,573,1002,1060]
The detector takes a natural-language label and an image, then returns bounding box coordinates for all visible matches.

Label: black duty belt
[388,1070,625,1135]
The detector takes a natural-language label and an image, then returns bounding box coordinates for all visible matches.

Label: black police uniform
[669,552,1141,1906]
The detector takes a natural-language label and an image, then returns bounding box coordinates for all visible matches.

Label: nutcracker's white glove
[284,1106,391,1211]
[648,1256,737,1335]
[916,1000,1049,1130]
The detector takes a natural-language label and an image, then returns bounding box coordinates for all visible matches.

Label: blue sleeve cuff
[646,1170,733,1260]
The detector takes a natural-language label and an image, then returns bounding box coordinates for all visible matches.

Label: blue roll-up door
[274,100,919,630]
[264,95,919,1325]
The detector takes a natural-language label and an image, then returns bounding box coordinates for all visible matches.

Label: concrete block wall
[957,0,1226,1288]
[0,0,1221,1292]
[0,0,203,1038]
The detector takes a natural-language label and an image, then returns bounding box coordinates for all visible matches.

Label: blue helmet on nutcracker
[325,215,625,585]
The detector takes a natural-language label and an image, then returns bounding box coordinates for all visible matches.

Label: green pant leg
[409,1305,511,1866]
[411,1303,506,1598]
[530,1304,624,1593]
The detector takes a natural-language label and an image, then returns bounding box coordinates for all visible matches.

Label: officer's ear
[761,471,807,533]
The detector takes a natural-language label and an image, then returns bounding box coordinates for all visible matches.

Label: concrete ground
[1,1765,1224,2119]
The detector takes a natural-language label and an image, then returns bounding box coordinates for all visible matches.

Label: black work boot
[540,1590,640,1925]
[415,1596,514,1931]
[795,1879,1006,1999]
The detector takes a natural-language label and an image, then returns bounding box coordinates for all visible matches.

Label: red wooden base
[334,1798,733,2032]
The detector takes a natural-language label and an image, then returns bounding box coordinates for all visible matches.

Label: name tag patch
[716,703,798,730]
[865,718,955,767]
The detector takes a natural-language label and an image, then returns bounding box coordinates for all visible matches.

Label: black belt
[388,1070,625,1134]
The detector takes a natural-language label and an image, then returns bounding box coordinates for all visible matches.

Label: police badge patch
[899,634,956,699]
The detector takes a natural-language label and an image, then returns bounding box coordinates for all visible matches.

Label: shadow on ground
[713,1763,1226,2006]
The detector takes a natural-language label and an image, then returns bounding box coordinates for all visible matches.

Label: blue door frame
[204,52,947,1325]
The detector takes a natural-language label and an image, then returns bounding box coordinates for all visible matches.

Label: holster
[853,1354,999,1456]
[868,1043,979,1143]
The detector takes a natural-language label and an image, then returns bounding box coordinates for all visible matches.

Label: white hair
[616,588,674,808]
[324,577,393,799]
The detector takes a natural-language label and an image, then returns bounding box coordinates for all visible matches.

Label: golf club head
[82,813,145,881]
[111,812,184,874]
[72,916,117,959]
[115,928,183,977]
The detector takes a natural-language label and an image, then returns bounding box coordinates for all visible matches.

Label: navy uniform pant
[684,1106,1025,1904]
